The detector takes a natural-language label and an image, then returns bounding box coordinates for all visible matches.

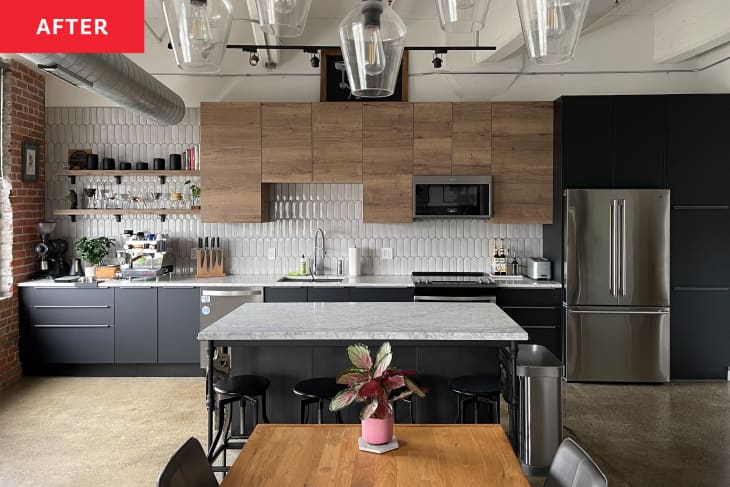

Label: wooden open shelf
[53,208,200,222]
[58,169,200,185]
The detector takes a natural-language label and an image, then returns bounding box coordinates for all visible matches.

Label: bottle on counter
[491,241,499,275]
[299,255,308,275]
[511,251,520,277]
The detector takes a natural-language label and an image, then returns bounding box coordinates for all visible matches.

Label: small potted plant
[330,342,425,446]
[185,180,201,209]
[74,237,115,279]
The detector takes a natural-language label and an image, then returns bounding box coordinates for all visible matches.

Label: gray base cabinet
[158,287,201,364]
[114,288,158,363]
[20,288,115,364]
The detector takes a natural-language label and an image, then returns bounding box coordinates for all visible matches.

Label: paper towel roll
[348,247,360,276]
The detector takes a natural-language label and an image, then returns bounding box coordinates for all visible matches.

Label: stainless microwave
[413,176,492,219]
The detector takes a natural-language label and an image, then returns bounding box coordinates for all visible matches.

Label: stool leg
[455,396,462,424]
[300,400,307,424]
[209,398,227,461]
[252,398,259,428]
[474,397,479,424]
[317,399,324,424]
[495,396,501,425]
[408,399,415,424]
[239,399,246,436]
[260,393,270,424]
[393,402,398,423]
[335,411,343,424]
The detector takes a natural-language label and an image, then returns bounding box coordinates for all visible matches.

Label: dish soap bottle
[299,255,307,275]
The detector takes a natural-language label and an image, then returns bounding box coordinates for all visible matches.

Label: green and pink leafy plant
[329,342,426,420]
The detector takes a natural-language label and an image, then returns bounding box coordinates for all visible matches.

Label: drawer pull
[33,305,110,309]
[673,287,730,292]
[32,324,111,328]
[672,205,729,210]
[501,306,559,310]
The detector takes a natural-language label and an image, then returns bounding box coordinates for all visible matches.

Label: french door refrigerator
[565,189,670,382]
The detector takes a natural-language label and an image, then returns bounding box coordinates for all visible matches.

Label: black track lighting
[432,49,447,69]
[310,53,320,68]
[249,51,260,67]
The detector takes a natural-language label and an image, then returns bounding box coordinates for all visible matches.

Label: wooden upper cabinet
[312,103,362,183]
[452,102,492,175]
[362,103,413,223]
[413,103,453,175]
[200,102,268,223]
[490,102,553,224]
[262,103,312,183]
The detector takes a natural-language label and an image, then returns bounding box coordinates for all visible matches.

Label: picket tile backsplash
[46,107,543,275]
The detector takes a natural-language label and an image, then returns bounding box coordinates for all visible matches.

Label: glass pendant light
[435,0,490,33]
[163,0,234,73]
[255,0,312,37]
[516,0,590,64]
[338,0,407,98]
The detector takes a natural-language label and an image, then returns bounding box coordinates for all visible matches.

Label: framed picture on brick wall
[21,141,39,182]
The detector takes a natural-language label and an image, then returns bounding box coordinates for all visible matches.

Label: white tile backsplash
[45,106,543,275]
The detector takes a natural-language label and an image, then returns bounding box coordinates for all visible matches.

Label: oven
[412,272,497,302]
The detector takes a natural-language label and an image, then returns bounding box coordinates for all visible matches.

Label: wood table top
[220,424,530,487]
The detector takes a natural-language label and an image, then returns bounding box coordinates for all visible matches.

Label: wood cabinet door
[262,103,312,183]
[362,103,413,223]
[201,102,268,223]
[413,103,452,175]
[491,102,553,223]
[452,102,491,175]
[312,103,362,182]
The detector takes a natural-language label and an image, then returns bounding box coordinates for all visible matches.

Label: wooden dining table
[220,424,530,487]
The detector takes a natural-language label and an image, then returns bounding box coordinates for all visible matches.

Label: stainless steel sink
[278,276,343,283]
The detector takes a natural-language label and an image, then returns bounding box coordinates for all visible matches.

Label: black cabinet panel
[667,95,730,206]
[496,288,561,307]
[562,96,614,188]
[671,289,730,379]
[158,287,200,364]
[114,288,158,363]
[264,287,308,302]
[671,209,730,287]
[501,307,561,327]
[348,287,414,302]
[613,96,666,188]
[308,287,350,302]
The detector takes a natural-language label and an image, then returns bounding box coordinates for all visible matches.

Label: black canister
[169,154,182,170]
[102,157,115,170]
[86,154,99,170]
[153,158,166,170]
[119,162,132,170]
[135,162,149,170]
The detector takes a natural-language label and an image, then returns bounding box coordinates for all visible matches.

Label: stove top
[411,272,496,286]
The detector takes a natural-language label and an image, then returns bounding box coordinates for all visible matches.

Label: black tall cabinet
[547,94,730,380]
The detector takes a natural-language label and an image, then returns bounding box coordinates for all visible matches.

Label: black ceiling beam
[167,43,496,53]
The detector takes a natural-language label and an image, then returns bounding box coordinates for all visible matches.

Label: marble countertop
[198,302,529,342]
[18,274,560,289]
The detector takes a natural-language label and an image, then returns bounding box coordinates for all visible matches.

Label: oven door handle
[414,296,496,302]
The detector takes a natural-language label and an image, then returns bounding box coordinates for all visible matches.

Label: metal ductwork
[20,54,185,126]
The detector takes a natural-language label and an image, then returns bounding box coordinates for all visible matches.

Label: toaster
[526,257,552,280]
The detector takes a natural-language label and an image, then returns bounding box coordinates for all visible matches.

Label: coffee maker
[34,222,70,277]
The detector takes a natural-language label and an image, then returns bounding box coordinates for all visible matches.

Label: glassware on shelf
[83,187,97,209]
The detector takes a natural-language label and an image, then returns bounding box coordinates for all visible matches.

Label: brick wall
[0,60,46,391]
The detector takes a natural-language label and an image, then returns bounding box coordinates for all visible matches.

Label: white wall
[44,12,728,107]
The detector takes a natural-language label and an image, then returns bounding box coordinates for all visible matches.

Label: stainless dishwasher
[199,287,263,369]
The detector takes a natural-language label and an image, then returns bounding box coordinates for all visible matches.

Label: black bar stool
[393,397,416,424]
[209,374,270,468]
[293,377,346,424]
[448,375,501,424]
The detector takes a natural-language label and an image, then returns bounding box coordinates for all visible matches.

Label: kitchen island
[198,301,528,452]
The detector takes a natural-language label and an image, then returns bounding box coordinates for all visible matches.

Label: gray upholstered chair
[543,438,607,487]
[158,437,218,487]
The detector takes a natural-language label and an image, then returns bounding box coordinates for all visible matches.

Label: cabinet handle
[672,205,729,210]
[501,306,559,310]
[32,324,112,328]
[33,305,110,309]
[118,287,153,289]
[202,289,262,297]
[673,287,730,292]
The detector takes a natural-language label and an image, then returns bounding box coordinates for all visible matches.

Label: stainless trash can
[501,344,564,476]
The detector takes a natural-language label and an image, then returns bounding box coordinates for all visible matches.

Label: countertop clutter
[18,274,561,289]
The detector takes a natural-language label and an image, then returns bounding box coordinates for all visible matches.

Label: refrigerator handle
[609,200,617,297]
[620,199,627,296]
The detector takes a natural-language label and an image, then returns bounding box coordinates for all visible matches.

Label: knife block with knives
[196,237,225,278]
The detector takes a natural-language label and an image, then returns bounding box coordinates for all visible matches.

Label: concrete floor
[0,378,728,486]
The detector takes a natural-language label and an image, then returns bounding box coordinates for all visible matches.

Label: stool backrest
[158,437,218,487]
[543,438,607,487]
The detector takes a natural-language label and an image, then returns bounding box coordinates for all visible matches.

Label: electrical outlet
[382,248,394,260]
[268,248,277,260]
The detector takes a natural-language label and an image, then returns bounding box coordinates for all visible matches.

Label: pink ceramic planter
[361,415,394,445]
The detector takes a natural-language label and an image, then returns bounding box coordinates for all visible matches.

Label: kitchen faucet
[313,228,325,276]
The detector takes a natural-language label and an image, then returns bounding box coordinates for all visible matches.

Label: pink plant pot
[361,415,394,445]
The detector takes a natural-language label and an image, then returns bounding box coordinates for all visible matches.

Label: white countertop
[18,274,560,289]
[198,302,528,342]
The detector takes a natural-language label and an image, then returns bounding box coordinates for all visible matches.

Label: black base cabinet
[496,288,563,361]
[158,287,201,364]
[264,286,415,303]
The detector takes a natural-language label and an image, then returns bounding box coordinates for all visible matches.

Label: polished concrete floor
[0,377,728,486]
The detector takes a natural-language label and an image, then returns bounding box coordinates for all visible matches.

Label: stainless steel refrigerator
[565,189,670,382]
